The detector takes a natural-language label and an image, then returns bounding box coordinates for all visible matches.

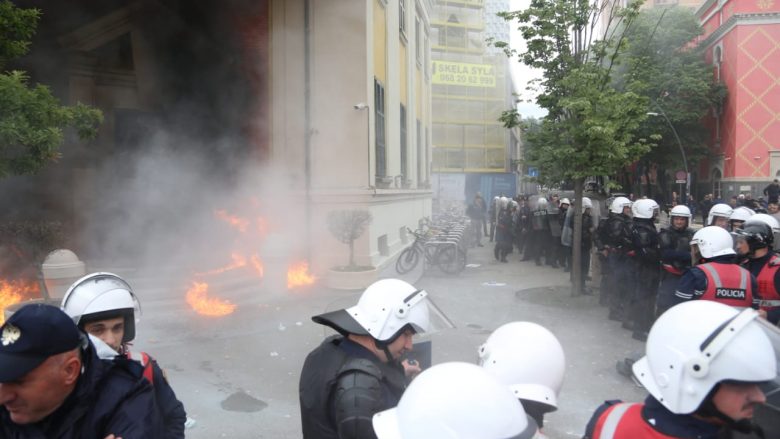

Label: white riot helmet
[581,197,592,209]
[559,198,571,206]
[670,205,692,219]
[729,206,755,223]
[478,322,565,412]
[690,226,735,259]
[610,197,632,214]
[499,197,510,210]
[536,197,548,209]
[632,301,779,415]
[707,203,733,227]
[510,200,519,210]
[312,278,453,344]
[372,362,539,439]
[632,199,659,219]
[61,272,141,343]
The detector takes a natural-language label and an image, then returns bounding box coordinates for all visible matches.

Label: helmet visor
[756,317,780,406]
[405,290,455,338]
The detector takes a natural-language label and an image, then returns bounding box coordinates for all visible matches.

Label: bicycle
[395,228,467,274]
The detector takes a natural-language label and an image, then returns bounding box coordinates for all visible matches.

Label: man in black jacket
[0,303,160,438]
[764,179,780,204]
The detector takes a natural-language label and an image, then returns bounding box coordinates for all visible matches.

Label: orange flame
[185,282,236,317]
[287,261,316,289]
[0,280,40,325]
[215,209,250,233]
[250,254,264,277]
[195,252,247,276]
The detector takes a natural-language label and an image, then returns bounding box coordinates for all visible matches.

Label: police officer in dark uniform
[60,272,187,439]
[626,199,661,341]
[735,216,780,324]
[673,226,758,310]
[655,205,695,317]
[514,196,532,256]
[0,304,161,438]
[299,279,452,439]
[585,301,778,439]
[594,197,633,320]
[547,197,562,269]
[494,197,514,263]
[529,197,550,266]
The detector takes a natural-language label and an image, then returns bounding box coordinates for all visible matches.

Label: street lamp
[647,108,690,202]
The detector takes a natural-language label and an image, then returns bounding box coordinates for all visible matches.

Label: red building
[696,0,780,199]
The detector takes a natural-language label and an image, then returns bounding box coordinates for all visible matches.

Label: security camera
[353,103,368,110]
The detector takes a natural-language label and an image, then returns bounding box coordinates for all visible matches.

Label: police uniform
[494,208,514,262]
[655,225,695,316]
[597,213,633,320]
[529,206,550,265]
[0,304,162,439]
[299,336,407,439]
[627,217,661,339]
[743,252,780,324]
[584,397,722,439]
[673,255,759,309]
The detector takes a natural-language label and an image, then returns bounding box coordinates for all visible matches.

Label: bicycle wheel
[395,247,420,274]
[436,246,466,274]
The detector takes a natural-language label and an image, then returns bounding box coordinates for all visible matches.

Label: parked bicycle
[395,227,467,274]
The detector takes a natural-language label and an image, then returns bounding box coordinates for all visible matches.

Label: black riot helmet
[734,222,773,254]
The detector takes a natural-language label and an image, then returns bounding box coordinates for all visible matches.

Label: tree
[499,0,651,295]
[0,0,103,178]
[617,6,726,199]
[327,210,373,269]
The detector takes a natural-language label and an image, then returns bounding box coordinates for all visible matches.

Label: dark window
[416,119,422,184]
[375,78,386,178]
[400,104,408,180]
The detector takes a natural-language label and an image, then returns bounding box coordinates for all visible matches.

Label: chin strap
[373,339,396,363]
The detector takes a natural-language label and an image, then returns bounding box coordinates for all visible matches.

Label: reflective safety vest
[756,255,780,311]
[592,403,678,439]
[698,262,754,309]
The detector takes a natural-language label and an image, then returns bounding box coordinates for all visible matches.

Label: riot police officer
[494,197,514,262]
[626,199,661,341]
[673,226,758,309]
[585,301,778,439]
[372,362,539,439]
[61,272,187,439]
[478,322,565,431]
[529,198,551,266]
[735,216,780,324]
[594,197,633,321]
[655,205,695,317]
[707,203,733,228]
[299,279,452,439]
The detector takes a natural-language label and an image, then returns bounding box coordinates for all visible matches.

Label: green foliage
[0,221,64,277]
[0,1,103,178]
[0,0,39,68]
[618,6,726,170]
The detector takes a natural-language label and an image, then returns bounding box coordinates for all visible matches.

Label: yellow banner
[432,61,496,88]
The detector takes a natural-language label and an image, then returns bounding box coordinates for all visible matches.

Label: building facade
[695,0,780,198]
[271,0,434,272]
[2,0,435,278]
[429,0,521,206]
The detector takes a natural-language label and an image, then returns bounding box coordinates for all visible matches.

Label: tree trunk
[349,239,355,267]
[571,177,584,296]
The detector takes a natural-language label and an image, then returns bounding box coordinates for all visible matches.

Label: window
[399,0,407,37]
[400,104,408,180]
[415,15,423,66]
[416,119,422,184]
[375,78,387,178]
[424,30,430,78]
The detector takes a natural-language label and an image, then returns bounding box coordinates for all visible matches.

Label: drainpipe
[304,0,312,261]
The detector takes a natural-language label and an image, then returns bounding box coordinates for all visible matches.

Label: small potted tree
[326,210,377,289]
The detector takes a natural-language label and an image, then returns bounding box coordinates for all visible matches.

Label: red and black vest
[127,351,155,384]
[756,255,780,311]
[591,403,678,439]
[697,262,754,309]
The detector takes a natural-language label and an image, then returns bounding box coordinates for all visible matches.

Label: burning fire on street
[185,282,237,317]
[0,279,41,324]
[184,207,316,317]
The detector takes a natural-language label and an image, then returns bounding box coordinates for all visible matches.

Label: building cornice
[699,12,780,48]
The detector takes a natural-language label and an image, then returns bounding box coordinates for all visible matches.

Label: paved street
[119,242,647,439]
